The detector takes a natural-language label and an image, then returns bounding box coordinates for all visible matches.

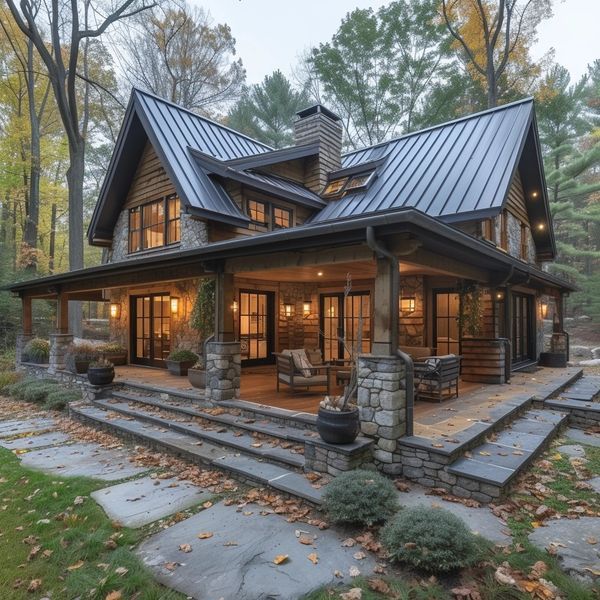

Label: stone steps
[447,408,567,497]
[93,398,307,471]
[70,403,324,505]
[543,375,600,430]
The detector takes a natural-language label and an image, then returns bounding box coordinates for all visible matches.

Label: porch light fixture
[495,290,505,301]
[231,300,238,313]
[109,303,121,319]
[532,191,538,198]
[170,296,180,315]
[303,300,312,318]
[537,223,545,231]
[540,301,549,319]
[400,297,416,314]
[283,302,294,318]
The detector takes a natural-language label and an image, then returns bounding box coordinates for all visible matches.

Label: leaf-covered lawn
[0,447,184,600]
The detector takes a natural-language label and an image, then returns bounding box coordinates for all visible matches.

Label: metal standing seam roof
[310,98,535,224]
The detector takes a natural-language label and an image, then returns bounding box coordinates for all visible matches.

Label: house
[9,89,575,477]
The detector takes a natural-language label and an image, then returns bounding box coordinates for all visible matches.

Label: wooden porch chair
[414,354,461,402]
[274,349,331,395]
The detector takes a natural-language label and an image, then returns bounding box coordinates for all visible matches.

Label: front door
[239,290,275,365]
[433,289,460,355]
[320,292,371,362]
[512,293,534,364]
[131,293,171,367]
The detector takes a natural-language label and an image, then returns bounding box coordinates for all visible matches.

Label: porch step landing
[447,408,567,495]
[69,403,324,505]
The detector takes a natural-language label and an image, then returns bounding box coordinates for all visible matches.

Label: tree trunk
[487,58,497,108]
[48,203,57,274]
[66,139,85,337]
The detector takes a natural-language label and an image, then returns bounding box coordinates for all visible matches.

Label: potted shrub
[316,275,360,444]
[97,341,127,366]
[187,357,206,388]
[65,342,98,374]
[166,349,198,376]
[87,357,115,385]
[22,338,50,364]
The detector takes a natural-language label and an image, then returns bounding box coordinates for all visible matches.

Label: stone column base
[357,354,406,475]
[15,333,34,366]
[48,333,73,374]
[205,341,241,402]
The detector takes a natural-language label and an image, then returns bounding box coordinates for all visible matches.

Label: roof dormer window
[322,171,375,198]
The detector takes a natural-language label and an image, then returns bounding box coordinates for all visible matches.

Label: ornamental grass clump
[23,380,61,404]
[0,371,21,392]
[22,338,50,363]
[322,469,398,526]
[381,505,483,573]
[44,388,81,411]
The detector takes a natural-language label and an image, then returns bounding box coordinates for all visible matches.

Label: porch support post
[49,292,72,374]
[371,256,398,355]
[16,295,33,366]
[206,269,240,402]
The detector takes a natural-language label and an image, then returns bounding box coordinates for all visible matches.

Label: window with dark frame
[272,206,291,229]
[128,195,180,253]
[247,199,268,225]
[322,171,375,198]
[482,218,495,243]
[500,211,508,250]
[246,199,292,230]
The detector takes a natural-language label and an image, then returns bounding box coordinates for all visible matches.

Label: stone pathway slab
[91,476,206,528]
[0,431,71,450]
[589,477,600,494]
[137,502,376,600]
[529,517,600,582]
[556,444,587,458]
[564,428,600,448]
[395,486,510,544]
[19,442,146,481]
[0,418,55,438]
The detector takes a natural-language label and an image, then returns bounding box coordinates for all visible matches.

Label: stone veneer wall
[495,211,536,264]
[399,276,424,346]
[107,210,208,263]
[357,354,406,474]
[205,341,241,402]
[278,283,319,351]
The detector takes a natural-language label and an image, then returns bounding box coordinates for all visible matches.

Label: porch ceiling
[235,260,454,283]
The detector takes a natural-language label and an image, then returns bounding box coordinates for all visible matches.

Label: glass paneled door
[433,290,460,355]
[320,292,371,362]
[512,293,534,364]
[239,291,275,365]
[131,293,171,367]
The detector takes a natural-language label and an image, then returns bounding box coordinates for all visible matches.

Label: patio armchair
[274,349,331,395]
[413,354,461,402]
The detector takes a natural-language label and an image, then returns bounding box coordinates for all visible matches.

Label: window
[248,199,268,225]
[344,172,375,192]
[322,171,375,198]
[500,211,508,251]
[322,178,348,197]
[520,223,529,260]
[246,199,293,230]
[482,218,495,243]
[128,195,180,253]
[272,206,291,229]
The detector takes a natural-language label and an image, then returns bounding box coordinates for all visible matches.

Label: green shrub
[322,469,398,526]
[381,505,482,573]
[97,342,126,353]
[44,389,81,411]
[0,349,16,370]
[22,338,50,362]
[23,381,60,404]
[0,371,22,392]
[6,377,39,400]
[167,349,198,362]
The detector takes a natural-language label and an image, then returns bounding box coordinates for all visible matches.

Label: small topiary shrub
[22,338,50,363]
[167,349,198,362]
[23,381,61,404]
[44,388,81,411]
[381,505,482,573]
[322,469,398,526]
[0,371,22,392]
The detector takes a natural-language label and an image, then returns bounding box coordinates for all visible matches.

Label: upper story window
[500,210,508,251]
[246,198,292,230]
[482,218,495,243]
[129,194,180,253]
[322,171,375,198]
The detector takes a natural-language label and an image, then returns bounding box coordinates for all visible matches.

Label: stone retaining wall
[304,439,373,476]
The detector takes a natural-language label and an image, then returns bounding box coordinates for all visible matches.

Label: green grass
[0,447,185,599]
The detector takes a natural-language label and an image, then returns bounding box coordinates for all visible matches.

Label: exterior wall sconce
[540,301,549,319]
[109,303,121,319]
[170,296,180,315]
[283,303,294,318]
[231,300,238,313]
[400,297,416,314]
[303,300,312,318]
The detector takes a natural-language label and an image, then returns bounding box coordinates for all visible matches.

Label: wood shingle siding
[505,170,529,226]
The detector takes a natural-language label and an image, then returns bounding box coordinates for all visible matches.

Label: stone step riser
[70,407,323,506]
[117,381,207,406]
[92,400,306,472]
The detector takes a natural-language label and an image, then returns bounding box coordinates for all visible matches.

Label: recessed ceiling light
[537,223,545,231]
[317,271,323,277]
[532,191,538,198]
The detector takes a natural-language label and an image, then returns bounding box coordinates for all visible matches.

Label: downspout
[365,226,414,436]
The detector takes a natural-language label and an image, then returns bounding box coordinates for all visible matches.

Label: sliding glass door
[239,290,275,365]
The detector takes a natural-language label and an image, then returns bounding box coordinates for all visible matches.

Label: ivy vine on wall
[457,281,483,337]
[191,278,216,339]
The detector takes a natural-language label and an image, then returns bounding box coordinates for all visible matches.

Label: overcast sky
[190,0,599,86]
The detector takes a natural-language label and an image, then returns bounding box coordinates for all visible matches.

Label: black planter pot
[317,407,360,445]
[166,359,196,376]
[188,368,206,389]
[87,366,115,386]
[539,352,567,368]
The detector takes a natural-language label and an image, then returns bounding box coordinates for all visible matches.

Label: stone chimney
[294,104,343,194]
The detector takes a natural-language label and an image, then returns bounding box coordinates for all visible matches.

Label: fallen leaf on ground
[307,552,319,564]
[67,560,84,571]
[353,551,366,560]
[341,538,356,547]
[27,579,41,593]
[349,566,360,577]
[368,578,390,594]
[105,591,122,600]
[179,544,192,553]
[273,554,289,565]
[197,532,213,539]
[298,534,313,545]
[340,588,362,600]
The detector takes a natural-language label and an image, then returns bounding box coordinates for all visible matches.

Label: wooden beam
[215,271,235,342]
[22,296,32,335]
[371,257,398,355]
[401,248,489,281]
[56,293,69,334]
